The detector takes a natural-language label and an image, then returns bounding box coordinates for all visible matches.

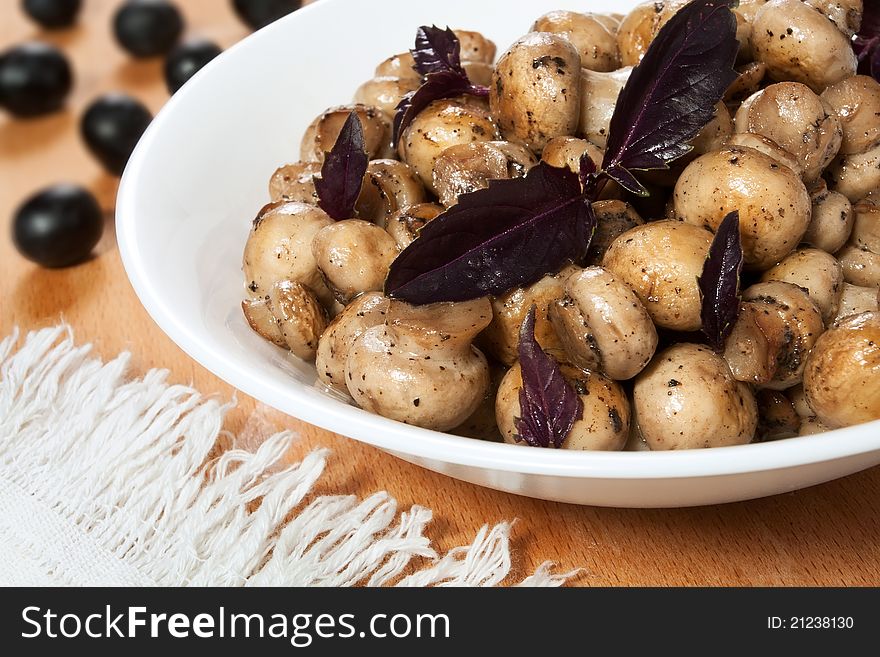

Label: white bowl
[116,0,880,507]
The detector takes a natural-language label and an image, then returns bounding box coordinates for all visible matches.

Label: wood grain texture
[2,0,878,586]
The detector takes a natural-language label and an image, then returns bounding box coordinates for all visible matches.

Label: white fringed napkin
[0,325,573,587]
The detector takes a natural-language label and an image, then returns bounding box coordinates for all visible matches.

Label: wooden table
[2,0,878,587]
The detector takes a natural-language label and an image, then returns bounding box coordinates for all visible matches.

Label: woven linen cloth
[0,325,573,587]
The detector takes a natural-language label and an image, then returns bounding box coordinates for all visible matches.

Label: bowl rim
[116,0,880,482]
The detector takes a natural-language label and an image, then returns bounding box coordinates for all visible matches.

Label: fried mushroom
[432,141,537,207]
[803,311,880,428]
[300,104,393,162]
[531,10,620,72]
[346,298,493,431]
[602,221,713,331]
[496,363,630,450]
[722,281,825,389]
[549,266,658,379]
[311,219,399,304]
[490,32,582,152]
[750,0,857,93]
[242,201,334,305]
[634,343,758,450]
[734,82,842,182]
[398,98,500,193]
[673,146,811,270]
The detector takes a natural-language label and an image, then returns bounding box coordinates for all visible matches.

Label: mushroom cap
[750,0,857,93]
[312,219,399,304]
[541,136,603,174]
[461,60,494,87]
[601,220,713,331]
[634,343,758,450]
[267,280,329,361]
[385,202,443,250]
[268,161,321,204]
[852,196,880,254]
[242,201,334,304]
[240,280,329,360]
[587,200,644,263]
[398,99,500,192]
[356,159,426,227]
[432,141,536,207]
[616,2,663,67]
[347,324,491,431]
[452,29,497,64]
[803,0,863,37]
[734,82,842,182]
[551,266,658,380]
[760,248,844,323]
[755,389,801,440]
[724,61,768,105]
[531,10,620,72]
[804,311,880,428]
[577,67,631,149]
[346,300,492,432]
[827,143,880,203]
[479,267,575,365]
[836,242,880,288]
[736,0,769,23]
[690,102,733,158]
[821,75,880,156]
[490,32,582,153]
[803,181,853,254]
[375,52,421,82]
[673,146,811,270]
[316,292,388,392]
[242,296,286,348]
[723,281,825,389]
[835,283,880,322]
[354,76,420,119]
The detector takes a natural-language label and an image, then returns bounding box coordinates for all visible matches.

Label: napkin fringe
[0,325,574,587]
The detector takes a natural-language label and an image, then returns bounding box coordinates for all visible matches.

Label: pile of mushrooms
[242,1,880,449]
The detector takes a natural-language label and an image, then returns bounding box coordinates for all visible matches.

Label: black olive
[12,184,104,268]
[232,0,302,30]
[164,38,222,94]
[80,93,153,175]
[22,0,82,29]
[113,0,184,58]
[0,42,72,117]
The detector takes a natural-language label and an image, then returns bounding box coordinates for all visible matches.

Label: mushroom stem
[386,298,493,355]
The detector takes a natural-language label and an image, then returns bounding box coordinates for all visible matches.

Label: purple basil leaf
[412,25,463,76]
[605,164,649,197]
[515,305,584,449]
[854,36,880,76]
[578,151,597,190]
[853,35,876,73]
[857,0,880,42]
[602,0,738,173]
[699,210,744,352]
[314,112,369,220]
[392,70,474,147]
[873,44,880,80]
[854,1,880,80]
[384,162,596,304]
[393,25,489,147]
